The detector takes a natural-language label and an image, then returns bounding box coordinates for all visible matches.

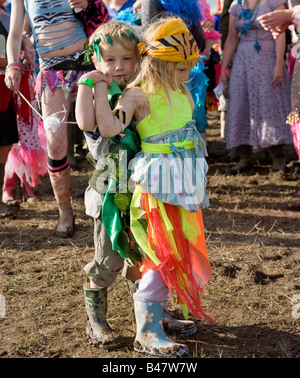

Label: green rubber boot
[83,283,123,350]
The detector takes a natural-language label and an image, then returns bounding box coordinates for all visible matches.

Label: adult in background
[105,0,135,18]
[104,0,141,24]
[219,0,234,50]
[140,0,205,50]
[258,1,300,210]
[219,0,293,173]
[5,0,109,237]
[0,0,19,218]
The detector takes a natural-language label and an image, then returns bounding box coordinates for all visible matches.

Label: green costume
[86,81,142,264]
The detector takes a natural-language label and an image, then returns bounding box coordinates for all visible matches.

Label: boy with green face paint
[76,21,141,349]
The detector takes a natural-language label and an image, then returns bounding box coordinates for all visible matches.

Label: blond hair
[127,17,197,123]
[89,21,141,61]
[128,17,197,93]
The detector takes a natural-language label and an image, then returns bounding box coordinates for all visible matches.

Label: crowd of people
[1,0,299,357]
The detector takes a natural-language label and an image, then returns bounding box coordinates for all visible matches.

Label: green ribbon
[102,179,127,258]
[92,36,102,62]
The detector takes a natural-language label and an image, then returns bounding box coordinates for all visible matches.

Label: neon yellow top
[136,88,193,140]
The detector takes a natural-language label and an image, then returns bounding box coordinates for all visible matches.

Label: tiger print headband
[138,18,199,63]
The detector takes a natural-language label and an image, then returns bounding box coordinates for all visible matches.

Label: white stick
[17,91,78,125]
[17,90,44,120]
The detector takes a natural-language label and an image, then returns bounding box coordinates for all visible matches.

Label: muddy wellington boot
[2,172,19,206]
[270,144,287,172]
[230,145,252,173]
[163,307,197,337]
[83,283,123,349]
[0,164,19,218]
[133,294,189,357]
[123,263,197,338]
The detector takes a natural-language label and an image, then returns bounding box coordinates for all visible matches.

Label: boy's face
[94,42,138,87]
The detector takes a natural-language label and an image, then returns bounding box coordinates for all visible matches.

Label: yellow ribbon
[140,139,195,154]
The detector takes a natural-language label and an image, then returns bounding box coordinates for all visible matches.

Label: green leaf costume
[86,81,143,264]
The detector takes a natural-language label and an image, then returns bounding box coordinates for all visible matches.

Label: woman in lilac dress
[258,2,300,210]
[219,0,293,173]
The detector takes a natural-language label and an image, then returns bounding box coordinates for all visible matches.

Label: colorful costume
[19,0,108,237]
[4,61,48,194]
[0,9,18,146]
[141,0,211,132]
[0,10,19,213]
[130,87,213,322]
[155,0,222,118]
[0,7,19,217]
[82,80,141,348]
[84,81,141,272]
[127,17,214,357]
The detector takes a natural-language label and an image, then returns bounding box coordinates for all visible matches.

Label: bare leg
[42,87,74,236]
[220,110,226,139]
[0,145,12,164]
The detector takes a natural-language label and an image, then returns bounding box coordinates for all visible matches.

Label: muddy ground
[1,111,300,360]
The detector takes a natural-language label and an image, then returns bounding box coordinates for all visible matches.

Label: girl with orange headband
[77,16,214,357]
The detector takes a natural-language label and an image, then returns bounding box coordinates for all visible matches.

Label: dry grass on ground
[0,111,300,359]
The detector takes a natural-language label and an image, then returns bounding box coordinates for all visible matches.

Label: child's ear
[92,54,99,67]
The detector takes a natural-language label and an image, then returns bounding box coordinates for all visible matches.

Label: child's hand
[82,70,112,87]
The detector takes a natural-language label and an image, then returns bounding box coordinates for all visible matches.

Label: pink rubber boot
[2,173,18,205]
[22,181,40,203]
